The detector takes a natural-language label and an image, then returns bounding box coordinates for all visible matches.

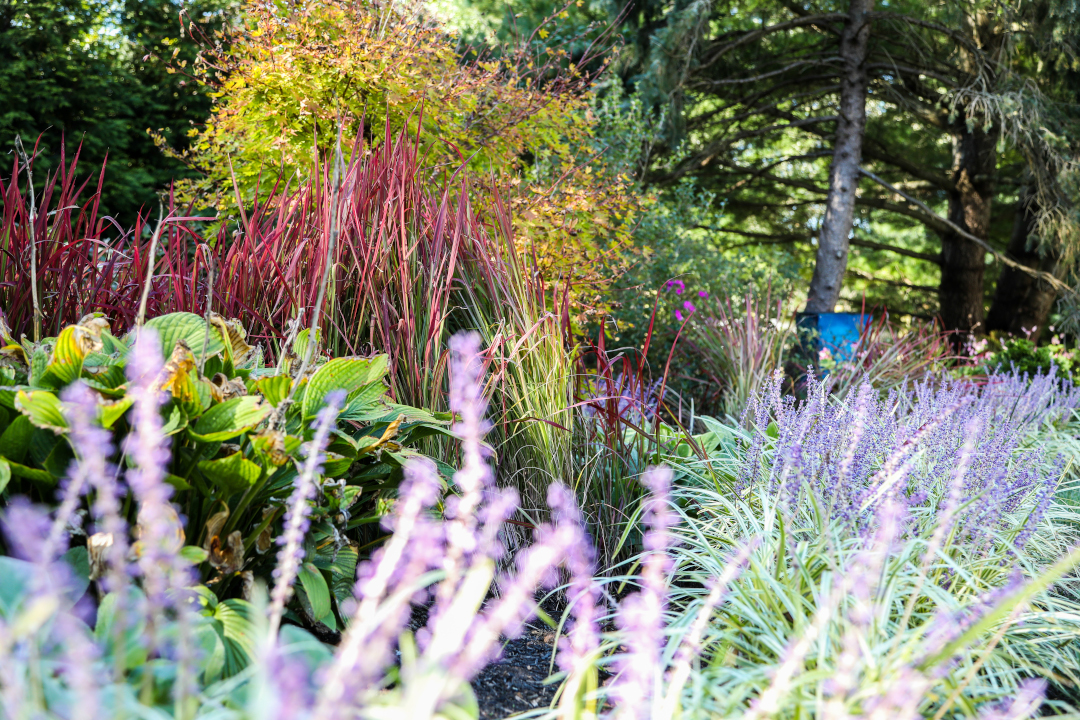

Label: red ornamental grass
[1,124,522,410]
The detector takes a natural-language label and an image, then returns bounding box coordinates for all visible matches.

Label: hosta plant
[0,311,451,639]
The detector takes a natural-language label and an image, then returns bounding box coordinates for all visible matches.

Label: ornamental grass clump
[632,368,1080,718]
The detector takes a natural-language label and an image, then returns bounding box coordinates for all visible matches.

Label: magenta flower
[683,301,696,313]
[665,279,685,295]
[698,290,709,298]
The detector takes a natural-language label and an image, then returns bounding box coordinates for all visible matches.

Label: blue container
[796,312,871,363]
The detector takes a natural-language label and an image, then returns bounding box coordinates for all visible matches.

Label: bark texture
[985,190,1061,342]
[938,11,1002,337]
[938,117,999,336]
[804,0,874,313]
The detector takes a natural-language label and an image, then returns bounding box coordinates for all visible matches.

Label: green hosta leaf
[0,556,32,618]
[255,375,292,407]
[143,313,226,359]
[194,620,225,683]
[28,345,49,386]
[322,451,352,477]
[214,599,257,677]
[81,367,127,396]
[278,625,333,671]
[292,328,320,367]
[0,458,9,494]
[161,403,190,436]
[96,588,149,670]
[302,356,389,420]
[181,545,210,565]
[15,390,67,433]
[0,415,33,463]
[349,402,440,425]
[98,396,134,429]
[297,563,332,623]
[337,381,391,421]
[31,429,72,478]
[61,547,90,607]
[189,396,271,442]
[165,473,193,492]
[6,460,56,486]
[314,542,359,607]
[198,451,262,496]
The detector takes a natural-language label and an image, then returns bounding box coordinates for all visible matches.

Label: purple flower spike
[268,390,345,638]
[611,466,679,719]
[317,457,446,715]
[62,381,128,594]
[976,678,1046,720]
[548,483,601,676]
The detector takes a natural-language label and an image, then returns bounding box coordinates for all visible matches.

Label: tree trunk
[804,0,874,313]
[938,117,998,336]
[985,189,1061,342]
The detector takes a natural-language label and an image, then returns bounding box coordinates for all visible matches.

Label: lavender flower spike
[549,482,601,676]
[976,679,1047,720]
[612,466,679,720]
[125,329,199,704]
[432,333,495,616]
[268,391,344,638]
[62,381,128,593]
[659,541,757,718]
[315,457,443,717]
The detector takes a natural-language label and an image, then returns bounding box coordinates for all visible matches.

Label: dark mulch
[472,625,561,719]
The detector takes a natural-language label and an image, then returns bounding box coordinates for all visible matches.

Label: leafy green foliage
[0,312,450,628]
[0,0,230,220]
[988,336,1078,382]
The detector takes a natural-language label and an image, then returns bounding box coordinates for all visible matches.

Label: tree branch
[698,226,941,265]
[850,238,941,265]
[847,267,938,292]
[859,167,1073,294]
[704,57,842,86]
[698,13,847,70]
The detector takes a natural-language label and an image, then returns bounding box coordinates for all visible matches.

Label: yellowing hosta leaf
[255,375,292,407]
[15,391,67,433]
[39,325,94,387]
[189,396,271,442]
[302,356,389,420]
[142,313,226,360]
[198,451,262,496]
[208,313,253,364]
[155,341,203,413]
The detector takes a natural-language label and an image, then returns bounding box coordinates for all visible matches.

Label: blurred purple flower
[268,391,344,637]
[611,466,678,719]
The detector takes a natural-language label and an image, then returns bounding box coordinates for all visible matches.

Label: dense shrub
[169,0,639,314]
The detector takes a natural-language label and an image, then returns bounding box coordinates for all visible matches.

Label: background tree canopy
[6,0,1080,340]
[0,0,229,221]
